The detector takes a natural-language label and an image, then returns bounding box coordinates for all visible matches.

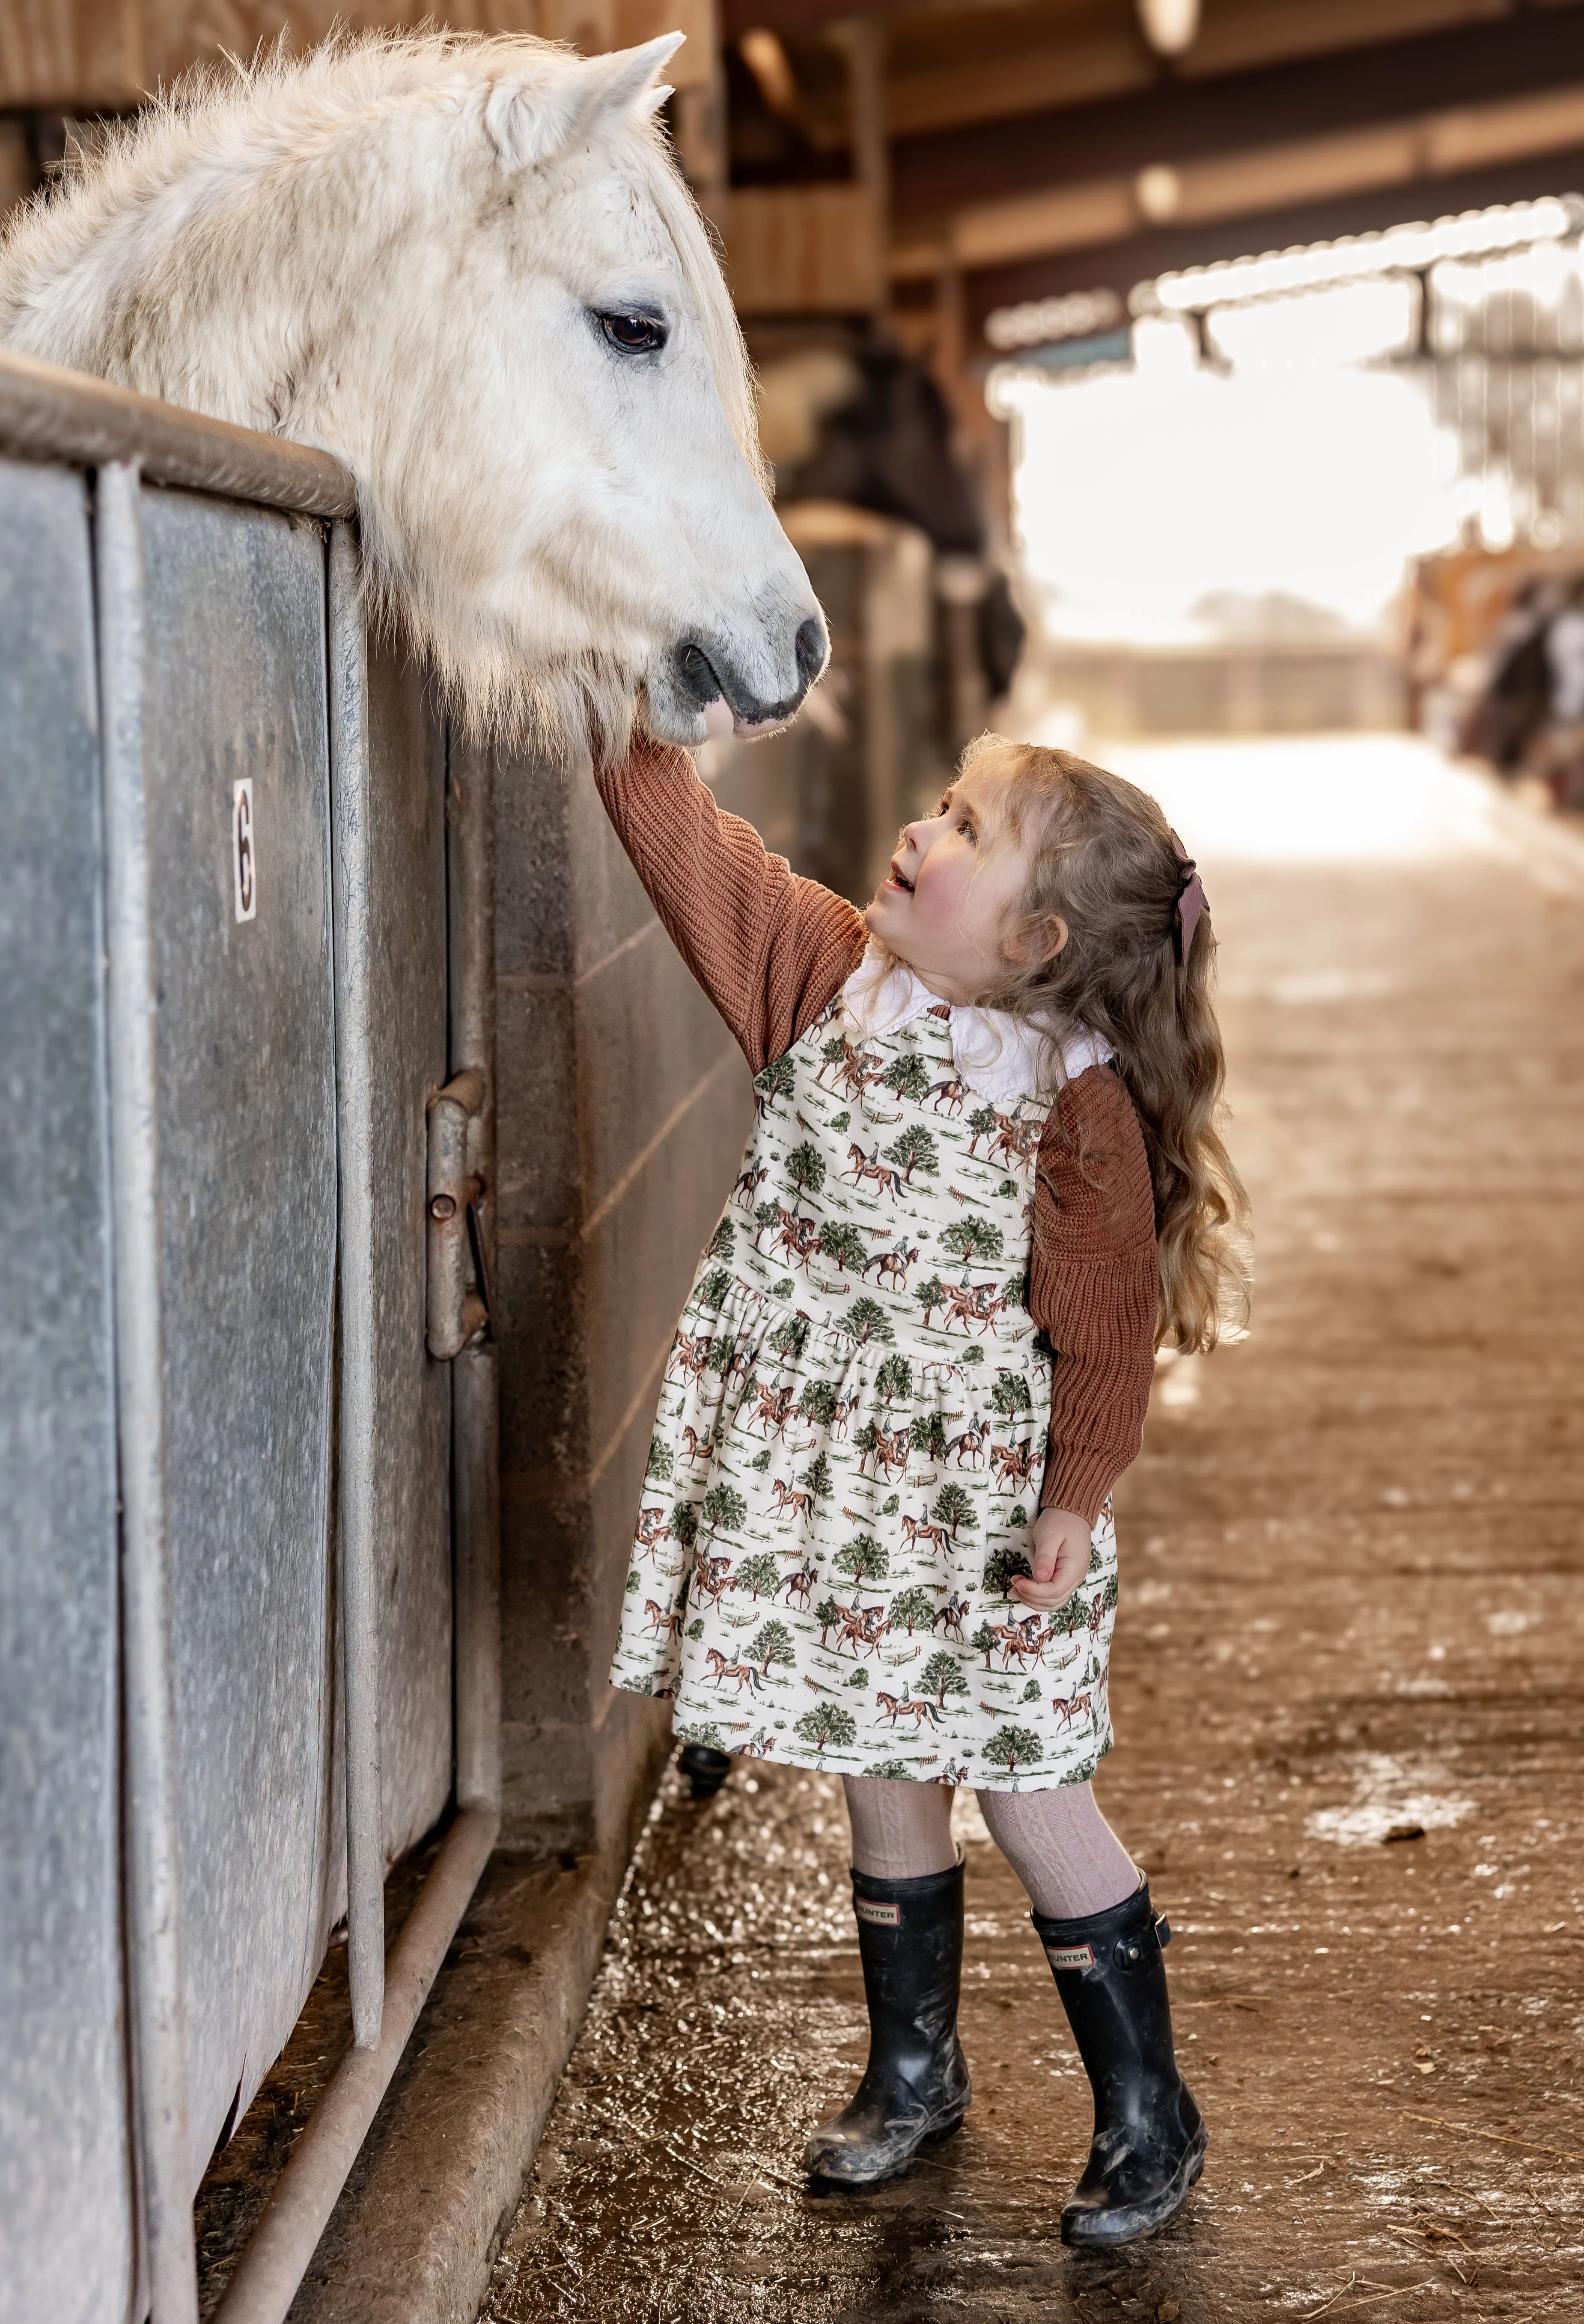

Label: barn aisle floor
[478,737,1584,2324]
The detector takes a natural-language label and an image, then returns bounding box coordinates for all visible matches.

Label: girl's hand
[1009,1506,1094,1611]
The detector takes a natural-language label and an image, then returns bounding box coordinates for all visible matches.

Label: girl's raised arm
[595,740,867,1071]
[1029,1066,1159,1525]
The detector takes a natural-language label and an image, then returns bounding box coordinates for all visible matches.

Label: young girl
[600,731,1248,2245]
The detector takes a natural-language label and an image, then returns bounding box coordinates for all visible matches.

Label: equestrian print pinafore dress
[608,948,1121,1791]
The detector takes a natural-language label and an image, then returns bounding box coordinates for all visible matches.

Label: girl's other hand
[1010,1506,1093,1611]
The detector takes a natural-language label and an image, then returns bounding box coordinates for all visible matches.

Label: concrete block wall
[492,741,796,1859]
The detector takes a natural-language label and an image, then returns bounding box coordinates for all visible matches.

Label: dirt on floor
[479,749,1584,2324]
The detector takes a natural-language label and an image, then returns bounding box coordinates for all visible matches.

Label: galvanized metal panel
[0,457,134,2321]
[364,646,453,1863]
[137,486,342,2176]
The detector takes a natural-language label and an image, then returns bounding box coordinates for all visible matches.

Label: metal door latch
[426,1069,488,1359]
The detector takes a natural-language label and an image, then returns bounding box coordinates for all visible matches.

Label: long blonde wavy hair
[962,734,1251,1353]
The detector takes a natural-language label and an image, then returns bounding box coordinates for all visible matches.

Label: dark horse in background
[772,342,1027,705]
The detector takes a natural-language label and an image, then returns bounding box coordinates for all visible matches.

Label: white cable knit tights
[842,1774,1137,1920]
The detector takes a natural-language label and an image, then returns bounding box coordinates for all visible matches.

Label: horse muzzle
[653,614,829,745]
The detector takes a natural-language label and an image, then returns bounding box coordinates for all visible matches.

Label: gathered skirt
[610,1269,1118,1790]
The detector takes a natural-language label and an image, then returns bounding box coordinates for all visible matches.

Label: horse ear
[485,33,686,171]
[579,33,688,124]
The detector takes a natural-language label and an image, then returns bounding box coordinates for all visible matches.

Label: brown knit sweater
[595,742,1159,1525]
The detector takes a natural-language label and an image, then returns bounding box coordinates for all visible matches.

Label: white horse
[0,31,825,757]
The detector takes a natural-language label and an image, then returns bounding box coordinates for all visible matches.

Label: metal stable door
[138,484,344,2195]
[0,356,500,2324]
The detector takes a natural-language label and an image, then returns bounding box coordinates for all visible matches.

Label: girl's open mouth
[886,859,914,894]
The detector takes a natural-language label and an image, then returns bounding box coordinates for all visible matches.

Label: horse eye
[600,311,667,354]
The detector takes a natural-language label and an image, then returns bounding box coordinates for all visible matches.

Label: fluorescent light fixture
[985,285,1125,351]
[1207,276,1419,370]
[1141,196,1579,314]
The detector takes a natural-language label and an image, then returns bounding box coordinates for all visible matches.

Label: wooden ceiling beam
[1178,0,1511,84]
[890,3,1584,224]
[878,0,1530,144]
[883,16,1155,143]
[723,0,1510,45]
[959,136,1584,338]
[723,0,1522,86]
[722,0,996,35]
[733,8,1157,162]
[896,79,1584,277]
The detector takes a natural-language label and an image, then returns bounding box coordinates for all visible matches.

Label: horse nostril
[795,617,827,689]
[676,640,724,709]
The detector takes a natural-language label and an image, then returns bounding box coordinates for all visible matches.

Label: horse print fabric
[609,993,1120,1789]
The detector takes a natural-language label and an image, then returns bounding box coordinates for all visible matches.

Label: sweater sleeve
[594,739,868,1071]
[1027,1065,1160,1527]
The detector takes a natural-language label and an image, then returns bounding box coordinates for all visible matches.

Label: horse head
[0,31,827,758]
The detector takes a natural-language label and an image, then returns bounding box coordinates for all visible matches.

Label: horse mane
[0,30,761,468]
[0,31,768,747]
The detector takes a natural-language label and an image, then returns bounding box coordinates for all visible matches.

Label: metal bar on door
[0,348,354,517]
[325,520,386,2051]
[97,458,201,2324]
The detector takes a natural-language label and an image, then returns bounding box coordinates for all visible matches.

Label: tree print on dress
[817,1221,869,1277]
[747,1620,796,1677]
[981,1724,1043,1789]
[989,1369,1033,1416]
[794,1701,858,1762]
[830,1529,887,1604]
[753,1053,797,1117]
[888,1586,935,1636]
[921,1650,971,1711]
[607,990,1120,1787]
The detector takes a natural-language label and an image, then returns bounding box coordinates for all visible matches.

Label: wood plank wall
[0,0,714,112]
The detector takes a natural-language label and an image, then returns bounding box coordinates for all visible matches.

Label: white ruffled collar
[839,944,1113,1109]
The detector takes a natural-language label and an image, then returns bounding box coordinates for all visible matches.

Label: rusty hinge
[426,1069,488,1359]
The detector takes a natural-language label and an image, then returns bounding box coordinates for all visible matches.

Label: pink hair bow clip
[1168,831,1207,963]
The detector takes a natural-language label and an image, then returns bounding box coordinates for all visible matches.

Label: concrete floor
[479,739,1584,2324]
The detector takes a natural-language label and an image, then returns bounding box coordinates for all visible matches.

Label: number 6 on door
[232,777,256,923]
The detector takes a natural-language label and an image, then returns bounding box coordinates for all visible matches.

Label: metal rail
[326,520,388,2055]
[97,458,201,2324]
[0,358,502,2323]
[207,1804,498,2324]
[0,349,354,517]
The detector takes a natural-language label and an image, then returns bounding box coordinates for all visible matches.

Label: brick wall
[492,742,795,1857]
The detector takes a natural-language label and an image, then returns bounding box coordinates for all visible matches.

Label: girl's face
[864,771,1061,1004]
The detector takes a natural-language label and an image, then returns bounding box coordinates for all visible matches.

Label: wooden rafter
[892,80,1584,279]
[888,5,1584,226]
[960,137,1584,336]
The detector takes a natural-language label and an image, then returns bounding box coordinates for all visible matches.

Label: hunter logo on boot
[855,1898,902,1927]
[1044,1942,1096,1971]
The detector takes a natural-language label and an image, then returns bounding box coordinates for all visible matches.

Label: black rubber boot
[1033,1881,1206,2247]
[804,1857,971,2191]
[677,1743,732,1799]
